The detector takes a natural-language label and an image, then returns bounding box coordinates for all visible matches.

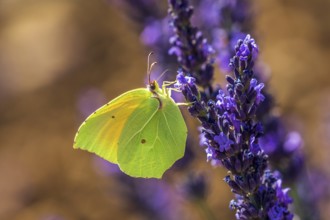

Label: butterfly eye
[149,81,156,91]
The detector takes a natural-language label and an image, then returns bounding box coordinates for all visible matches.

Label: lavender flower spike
[175,33,293,219]
[168,0,215,91]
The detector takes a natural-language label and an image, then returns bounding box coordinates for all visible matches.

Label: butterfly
[74,55,187,178]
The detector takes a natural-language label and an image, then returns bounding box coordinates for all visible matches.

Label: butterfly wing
[73,88,156,164]
[117,95,187,178]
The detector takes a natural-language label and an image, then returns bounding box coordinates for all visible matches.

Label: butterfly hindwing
[117,94,187,178]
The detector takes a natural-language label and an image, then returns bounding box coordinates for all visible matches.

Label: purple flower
[198,126,207,147]
[205,145,215,162]
[171,26,293,218]
[236,42,250,61]
[195,0,305,192]
[175,71,196,88]
[216,90,236,111]
[201,0,305,189]
[231,35,255,63]
[230,34,258,70]
[250,78,265,104]
[214,132,234,152]
[273,174,293,203]
[200,0,304,193]
[249,135,261,154]
[239,35,258,54]
[268,202,294,220]
[168,0,215,89]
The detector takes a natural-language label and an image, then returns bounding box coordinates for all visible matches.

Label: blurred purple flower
[141,20,164,46]
[283,131,303,153]
[179,172,208,201]
[298,169,330,205]
[93,156,121,176]
[132,179,180,220]
[76,88,106,118]
[93,156,181,220]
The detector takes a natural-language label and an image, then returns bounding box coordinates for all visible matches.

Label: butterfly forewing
[73,89,153,164]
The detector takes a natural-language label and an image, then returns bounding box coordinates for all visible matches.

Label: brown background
[0,0,329,219]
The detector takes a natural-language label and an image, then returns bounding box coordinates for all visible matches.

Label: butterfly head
[148,80,160,92]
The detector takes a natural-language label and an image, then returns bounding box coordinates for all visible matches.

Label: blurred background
[0,0,329,219]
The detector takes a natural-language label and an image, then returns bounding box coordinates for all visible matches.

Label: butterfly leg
[162,81,194,106]
[162,81,176,87]
[176,102,192,106]
[162,80,180,97]
[167,87,183,97]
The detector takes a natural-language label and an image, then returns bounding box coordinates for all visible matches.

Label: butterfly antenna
[147,52,154,84]
[149,62,158,83]
[156,69,170,82]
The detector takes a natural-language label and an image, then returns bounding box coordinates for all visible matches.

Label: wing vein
[162,111,178,153]
[153,118,162,176]
[122,106,159,146]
